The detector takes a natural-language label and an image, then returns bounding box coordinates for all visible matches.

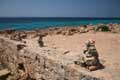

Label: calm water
[0,18,120,30]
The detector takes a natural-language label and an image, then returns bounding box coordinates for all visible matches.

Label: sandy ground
[43,32,120,64]
[43,32,120,80]
[24,32,120,80]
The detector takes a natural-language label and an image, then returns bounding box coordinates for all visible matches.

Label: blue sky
[0,0,120,17]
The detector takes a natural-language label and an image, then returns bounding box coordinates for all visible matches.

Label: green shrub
[95,25,110,32]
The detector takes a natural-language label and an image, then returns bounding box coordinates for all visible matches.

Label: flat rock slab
[0,69,10,77]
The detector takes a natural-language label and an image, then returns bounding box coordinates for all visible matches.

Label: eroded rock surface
[0,37,101,80]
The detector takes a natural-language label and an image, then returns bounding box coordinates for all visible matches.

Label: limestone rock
[0,69,10,77]
[0,37,101,80]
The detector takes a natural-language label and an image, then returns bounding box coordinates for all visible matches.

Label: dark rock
[20,31,27,39]
[10,31,27,41]
[38,35,44,47]
[10,32,22,41]
[17,44,26,51]
[3,29,16,34]
[63,51,70,54]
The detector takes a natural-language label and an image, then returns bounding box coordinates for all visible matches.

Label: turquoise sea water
[0,18,120,30]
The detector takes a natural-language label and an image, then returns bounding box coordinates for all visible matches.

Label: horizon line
[0,17,120,18]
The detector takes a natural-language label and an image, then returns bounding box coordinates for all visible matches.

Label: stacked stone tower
[78,39,101,71]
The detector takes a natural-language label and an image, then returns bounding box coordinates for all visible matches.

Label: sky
[0,0,120,17]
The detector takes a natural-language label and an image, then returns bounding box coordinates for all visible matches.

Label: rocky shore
[0,24,120,39]
[0,24,120,80]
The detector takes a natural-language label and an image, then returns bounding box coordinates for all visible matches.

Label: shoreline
[0,23,120,38]
[0,23,120,30]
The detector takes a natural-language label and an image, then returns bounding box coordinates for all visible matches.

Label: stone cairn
[75,39,101,71]
[38,35,44,47]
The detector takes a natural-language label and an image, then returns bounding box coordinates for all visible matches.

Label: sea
[0,17,120,30]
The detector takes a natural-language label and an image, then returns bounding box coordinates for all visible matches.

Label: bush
[95,25,110,32]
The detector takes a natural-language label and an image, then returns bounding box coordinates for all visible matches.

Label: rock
[54,29,62,35]
[10,31,27,41]
[76,39,101,71]
[63,51,70,54]
[60,27,79,36]
[3,29,16,34]
[20,31,27,39]
[38,35,44,47]
[0,69,10,77]
[17,44,26,51]
[81,77,98,80]
[88,66,97,71]
[83,25,87,28]
[110,25,120,33]
[87,26,95,32]
[79,27,88,33]
[10,32,22,41]
[0,38,18,64]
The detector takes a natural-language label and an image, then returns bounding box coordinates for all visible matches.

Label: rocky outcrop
[0,24,120,40]
[0,37,18,64]
[0,37,101,80]
[0,37,20,80]
[18,48,100,80]
[110,24,120,33]
[1,29,16,34]
[10,31,27,41]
